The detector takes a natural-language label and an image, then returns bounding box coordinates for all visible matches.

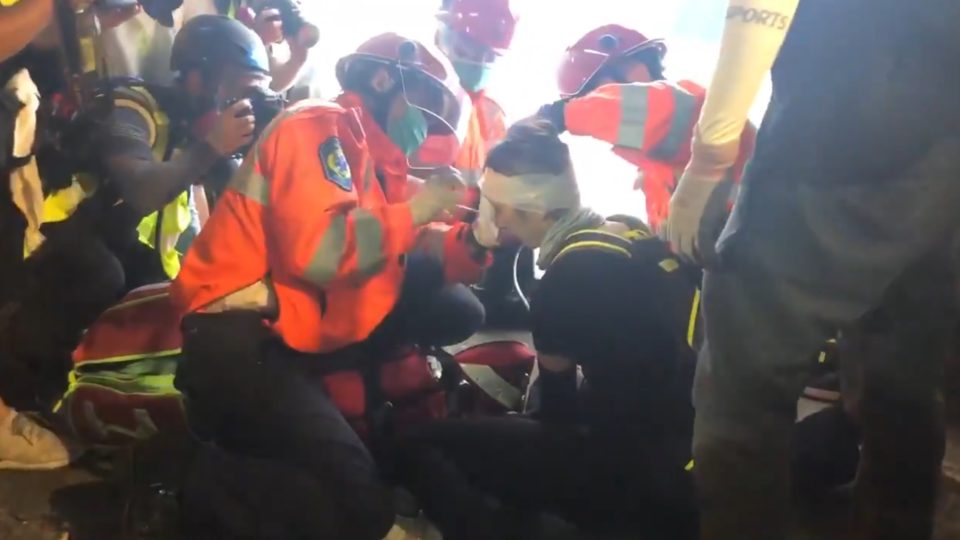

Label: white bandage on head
[479,167,580,214]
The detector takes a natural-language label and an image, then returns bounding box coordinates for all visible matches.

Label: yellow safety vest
[113,86,192,278]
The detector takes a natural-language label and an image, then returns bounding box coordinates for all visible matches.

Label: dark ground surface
[1,427,960,540]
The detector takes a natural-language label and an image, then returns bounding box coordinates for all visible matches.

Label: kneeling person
[397,119,700,540]
[172,33,489,539]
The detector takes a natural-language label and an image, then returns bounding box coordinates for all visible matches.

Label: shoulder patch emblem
[319,137,352,191]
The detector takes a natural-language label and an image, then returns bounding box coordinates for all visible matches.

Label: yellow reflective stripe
[659,258,680,273]
[616,84,650,149]
[138,211,158,248]
[0,0,20,6]
[158,191,190,278]
[818,338,838,364]
[42,180,88,223]
[565,228,631,243]
[77,348,182,367]
[114,98,158,149]
[305,214,347,286]
[115,86,168,160]
[460,363,523,411]
[555,240,631,262]
[685,459,695,472]
[353,208,386,279]
[651,85,698,160]
[53,369,81,413]
[622,228,650,241]
[687,288,701,347]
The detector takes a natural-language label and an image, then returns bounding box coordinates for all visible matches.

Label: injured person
[394,118,863,540]
[395,118,702,540]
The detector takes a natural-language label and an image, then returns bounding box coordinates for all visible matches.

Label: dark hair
[485,118,572,177]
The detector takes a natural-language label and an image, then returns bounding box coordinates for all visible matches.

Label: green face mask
[453,59,494,92]
[386,102,429,157]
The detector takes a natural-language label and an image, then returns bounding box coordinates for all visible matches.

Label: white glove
[409,166,466,226]
[662,131,741,266]
[471,196,500,248]
[662,169,732,265]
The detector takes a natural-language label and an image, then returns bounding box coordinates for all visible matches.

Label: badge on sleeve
[319,137,352,191]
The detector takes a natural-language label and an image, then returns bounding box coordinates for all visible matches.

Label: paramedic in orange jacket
[171,34,489,539]
[435,0,531,326]
[541,25,755,231]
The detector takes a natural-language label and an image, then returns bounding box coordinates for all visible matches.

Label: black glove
[535,99,567,134]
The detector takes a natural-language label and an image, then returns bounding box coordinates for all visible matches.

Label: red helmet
[556,24,666,98]
[337,33,472,166]
[337,33,466,137]
[436,0,518,52]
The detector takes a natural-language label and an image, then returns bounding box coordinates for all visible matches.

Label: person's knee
[427,284,485,346]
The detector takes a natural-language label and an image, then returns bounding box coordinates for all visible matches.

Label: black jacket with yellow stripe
[553,215,704,352]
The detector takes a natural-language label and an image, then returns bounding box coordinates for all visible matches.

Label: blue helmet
[171,15,270,76]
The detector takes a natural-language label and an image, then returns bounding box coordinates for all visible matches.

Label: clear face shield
[395,62,473,171]
[338,51,471,170]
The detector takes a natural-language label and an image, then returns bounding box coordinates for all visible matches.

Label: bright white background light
[299,0,769,221]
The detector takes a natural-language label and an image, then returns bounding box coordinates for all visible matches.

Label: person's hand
[471,196,500,248]
[409,166,465,226]
[252,7,284,44]
[660,134,740,267]
[535,100,567,133]
[661,169,730,266]
[204,99,255,157]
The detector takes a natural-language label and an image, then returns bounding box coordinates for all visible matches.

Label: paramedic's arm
[268,42,309,92]
[0,0,53,62]
[552,81,703,158]
[691,0,800,172]
[262,114,440,291]
[415,222,491,284]
[102,100,253,216]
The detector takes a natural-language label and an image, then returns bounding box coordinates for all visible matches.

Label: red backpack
[450,340,536,416]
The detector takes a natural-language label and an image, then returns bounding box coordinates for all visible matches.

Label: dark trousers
[395,416,699,540]
[175,257,483,539]
[694,133,960,540]
[0,225,124,408]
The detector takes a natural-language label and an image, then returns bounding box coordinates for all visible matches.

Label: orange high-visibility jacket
[446,92,506,220]
[564,80,756,230]
[171,94,488,354]
[455,92,506,186]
